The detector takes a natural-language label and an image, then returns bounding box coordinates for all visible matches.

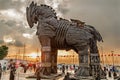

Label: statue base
[76,76,94,80]
[41,73,63,79]
[26,73,63,79]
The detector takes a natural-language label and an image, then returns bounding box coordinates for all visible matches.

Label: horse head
[26,1,57,28]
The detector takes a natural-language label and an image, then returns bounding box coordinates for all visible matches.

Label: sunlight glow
[29,52,37,58]
[23,33,33,39]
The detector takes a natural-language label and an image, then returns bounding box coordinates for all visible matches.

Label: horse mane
[35,4,57,18]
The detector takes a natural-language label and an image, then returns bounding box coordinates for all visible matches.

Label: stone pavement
[0,70,120,80]
[0,70,64,80]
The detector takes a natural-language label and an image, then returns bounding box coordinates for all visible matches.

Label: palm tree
[0,45,8,60]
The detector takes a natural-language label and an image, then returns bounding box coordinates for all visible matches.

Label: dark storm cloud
[0,0,42,54]
[0,19,23,36]
[63,0,120,51]
[0,0,119,53]
[14,40,24,47]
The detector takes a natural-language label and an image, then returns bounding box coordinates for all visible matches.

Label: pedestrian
[62,65,65,74]
[70,65,73,71]
[66,65,68,72]
[33,64,36,72]
[95,73,100,80]
[0,64,2,80]
[23,65,27,73]
[2,62,6,74]
[63,72,70,80]
[35,67,41,80]
[103,66,107,72]
[9,63,16,80]
[113,72,117,77]
[108,71,111,77]
[73,65,75,70]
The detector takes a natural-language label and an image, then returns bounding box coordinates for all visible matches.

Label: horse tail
[85,25,103,53]
[89,38,99,53]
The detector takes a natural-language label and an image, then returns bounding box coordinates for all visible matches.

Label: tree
[0,45,8,60]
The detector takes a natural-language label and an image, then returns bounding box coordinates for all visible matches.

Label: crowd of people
[0,59,41,80]
[103,65,120,79]
[0,59,119,80]
[0,60,79,80]
[58,64,78,74]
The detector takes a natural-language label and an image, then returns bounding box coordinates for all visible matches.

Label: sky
[0,0,120,55]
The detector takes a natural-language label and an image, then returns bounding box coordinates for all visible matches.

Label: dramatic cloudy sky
[0,0,120,54]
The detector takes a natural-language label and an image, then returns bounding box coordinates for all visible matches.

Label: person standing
[62,65,65,74]
[2,62,7,75]
[108,70,112,77]
[63,72,70,80]
[0,64,2,80]
[35,66,41,80]
[9,63,16,80]
[66,65,68,72]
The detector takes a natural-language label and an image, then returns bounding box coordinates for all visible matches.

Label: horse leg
[51,49,58,74]
[89,40,106,78]
[75,45,90,76]
[38,36,52,75]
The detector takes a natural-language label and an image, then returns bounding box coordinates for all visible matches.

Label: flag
[111,54,113,56]
[114,54,116,56]
[118,54,120,56]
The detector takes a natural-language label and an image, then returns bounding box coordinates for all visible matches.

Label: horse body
[37,17,93,49]
[26,1,105,77]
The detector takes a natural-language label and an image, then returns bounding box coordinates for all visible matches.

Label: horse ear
[26,7,33,28]
[30,1,34,7]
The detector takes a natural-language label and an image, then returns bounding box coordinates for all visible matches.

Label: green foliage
[0,45,8,60]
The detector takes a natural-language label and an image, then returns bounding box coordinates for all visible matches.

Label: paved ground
[0,70,120,80]
[1,70,64,80]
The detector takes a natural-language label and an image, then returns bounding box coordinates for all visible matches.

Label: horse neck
[38,16,58,28]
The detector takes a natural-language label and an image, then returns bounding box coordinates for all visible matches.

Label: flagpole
[23,43,26,61]
[18,49,20,60]
[111,51,114,67]
[101,46,104,65]
[73,50,74,65]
